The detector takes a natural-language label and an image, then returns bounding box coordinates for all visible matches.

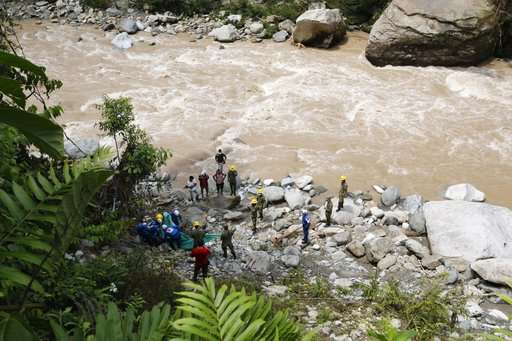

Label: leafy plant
[50,301,172,341]
[96,96,169,214]
[358,278,465,340]
[172,277,315,340]
[0,148,113,301]
[368,319,416,341]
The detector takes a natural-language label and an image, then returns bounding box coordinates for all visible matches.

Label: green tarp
[179,232,222,251]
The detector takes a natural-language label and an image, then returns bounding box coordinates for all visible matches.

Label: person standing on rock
[325,197,333,226]
[221,224,236,259]
[185,176,199,202]
[190,239,210,282]
[215,149,227,171]
[227,165,238,196]
[337,176,348,211]
[250,198,258,234]
[301,209,311,245]
[198,170,210,199]
[213,169,226,196]
[256,188,266,220]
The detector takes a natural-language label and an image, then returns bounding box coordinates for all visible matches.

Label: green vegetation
[368,320,416,341]
[486,281,512,341]
[96,96,169,215]
[356,276,466,340]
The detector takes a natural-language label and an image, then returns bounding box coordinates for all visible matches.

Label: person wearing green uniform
[190,221,206,247]
[337,176,348,211]
[256,189,266,220]
[250,198,258,234]
[325,197,333,226]
[221,224,236,259]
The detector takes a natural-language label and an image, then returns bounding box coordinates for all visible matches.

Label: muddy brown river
[18,21,512,205]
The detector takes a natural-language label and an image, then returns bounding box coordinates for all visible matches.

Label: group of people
[135,210,238,282]
[184,222,237,282]
[297,175,348,246]
[185,149,240,202]
[136,210,182,249]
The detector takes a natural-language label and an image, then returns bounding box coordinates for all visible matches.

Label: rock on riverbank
[366,0,502,66]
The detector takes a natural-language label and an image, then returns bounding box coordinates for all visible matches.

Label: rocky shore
[73,170,512,339]
[7,0,512,66]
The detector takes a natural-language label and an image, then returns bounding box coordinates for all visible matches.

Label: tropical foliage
[171,278,315,341]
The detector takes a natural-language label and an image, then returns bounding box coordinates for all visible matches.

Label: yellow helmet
[257,188,264,194]
[229,165,237,171]
[251,198,258,205]
[340,176,347,181]
[193,221,201,228]
[155,213,163,221]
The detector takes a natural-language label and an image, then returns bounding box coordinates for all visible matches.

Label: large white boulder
[471,258,512,286]
[111,32,133,49]
[444,183,486,202]
[381,186,400,206]
[209,24,239,43]
[284,188,311,210]
[424,201,512,262]
[292,8,346,48]
[119,18,138,34]
[295,175,313,189]
[64,138,99,159]
[263,186,285,203]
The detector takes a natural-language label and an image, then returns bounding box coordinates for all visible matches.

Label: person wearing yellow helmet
[155,213,163,223]
[250,198,258,233]
[190,221,206,247]
[227,165,238,196]
[338,176,348,211]
[256,189,266,220]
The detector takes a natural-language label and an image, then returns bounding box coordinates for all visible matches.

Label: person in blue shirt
[301,209,311,245]
[163,224,181,250]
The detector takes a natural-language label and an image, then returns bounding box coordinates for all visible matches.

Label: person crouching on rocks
[185,175,199,202]
[198,170,209,199]
[301,209,311,246]
[190,240,210,282]
[250,198,258,234]
[213,169,226,196]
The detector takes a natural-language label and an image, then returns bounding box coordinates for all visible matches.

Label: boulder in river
[273,30,289,43]
[471,258,512,286]
[366,0,502,66]
[209,24,239,43]
[444,183,486,202]
[292,8,346,48]
[119,18,138,34]
[111,32,133,49]
[424,201,512,262]
[64,138,99,159]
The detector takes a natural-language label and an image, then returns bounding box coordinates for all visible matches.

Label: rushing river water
[18,21,512,205]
